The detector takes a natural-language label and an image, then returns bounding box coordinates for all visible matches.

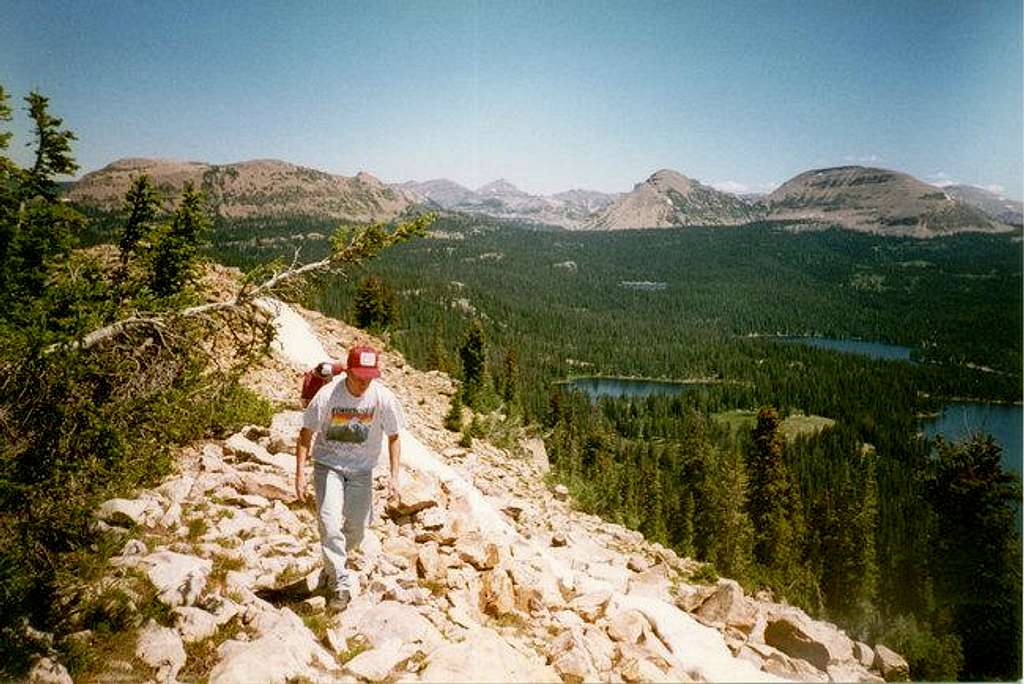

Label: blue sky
[4,0,1022,197]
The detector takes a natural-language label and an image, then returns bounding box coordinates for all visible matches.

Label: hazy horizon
[4,1,1022,199]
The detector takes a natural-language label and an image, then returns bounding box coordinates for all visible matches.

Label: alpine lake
[559,336,1022,476]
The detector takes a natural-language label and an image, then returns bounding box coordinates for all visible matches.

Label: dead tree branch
[48,213,435,353]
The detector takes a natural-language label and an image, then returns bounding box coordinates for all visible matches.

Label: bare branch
[47,212,435,354]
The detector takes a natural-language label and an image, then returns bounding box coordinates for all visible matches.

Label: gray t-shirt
[302,375,404,473]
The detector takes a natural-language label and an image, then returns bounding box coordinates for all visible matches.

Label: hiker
[295,344,404,612]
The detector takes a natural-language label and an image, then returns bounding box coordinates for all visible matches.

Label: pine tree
[443,389,464,432]
[458,318,495,410]
[353,274,399,331]
[25,92,77,199]
[929,434,1022,681]
[148,182,209,298]
[118,175,159,268]
[704,444,754,579]
[500,348,521,411]
[426,316,448,372]
[0,92,82,318]
[747,406,806,577]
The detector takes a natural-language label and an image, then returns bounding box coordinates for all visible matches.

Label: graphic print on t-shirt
[326,406,374,444]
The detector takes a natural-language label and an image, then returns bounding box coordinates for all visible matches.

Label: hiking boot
[327,590,351,614]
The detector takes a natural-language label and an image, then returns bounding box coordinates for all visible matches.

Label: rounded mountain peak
[354,171,384,187]
[638,168,695,193]
[478,179,521,195]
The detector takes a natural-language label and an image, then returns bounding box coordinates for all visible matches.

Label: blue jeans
[313,463,373,594]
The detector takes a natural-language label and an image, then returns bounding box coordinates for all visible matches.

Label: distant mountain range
[941,185,1023,227]
[398,179,617,229]
[66,158,419,224]
[69,158,1019,236]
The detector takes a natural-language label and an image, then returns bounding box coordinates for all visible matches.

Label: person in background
[295,344,404,612]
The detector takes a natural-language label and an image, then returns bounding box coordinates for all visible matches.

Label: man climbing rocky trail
[37,299,908,683]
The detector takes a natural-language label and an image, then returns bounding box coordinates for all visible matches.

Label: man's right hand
[295,469,307,502]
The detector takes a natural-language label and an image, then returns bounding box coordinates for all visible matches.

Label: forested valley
[80,203,1023,680]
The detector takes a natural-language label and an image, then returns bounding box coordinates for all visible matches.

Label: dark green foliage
[0,93,83,323]
[25,92,78,199]
[0,88,274,677]
[458,319,497,411]
[118,175,159,267]
[500,348,522,412]
[927,435,1022,680]
[876,613,964,681]
[459,319,487,388]
[425,316,449,373]
[747,407,806,575]
[353,274,399,331]
[149,181,209,298]
[702,444,754,579]
[443,390,464,432]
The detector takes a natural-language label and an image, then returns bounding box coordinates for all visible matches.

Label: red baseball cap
[346,345,381,380]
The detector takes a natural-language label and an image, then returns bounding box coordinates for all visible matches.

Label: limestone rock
[236,470,293,501]
[553,484,570,500]
[627,563,673,598]
[417,543,447,583]
[745,643,828,682]
[508,562,564,611]
[211,509,264,539]
[549,637,596,683]
[828,661,885,683]
[420,628,561,683]
[210,608,334,683]
[551,532,568,547]
[96,497,161,528]
[387,467,441,516]
[854,641,875,669]
[455,532,500,570]
[340,600,444,653]
[156,475,196,509]
[27,657,73,684]
[269,411,303,452]
[212,486,271,509]
[140,551,211,607]
[200,444,228,472]
[136,619,186,683]
[224,433,294,472]
[627,556,650,573]
[873,644,910,682]
[764,612,854,671]
[695,579,757,633]
[612,593,779,682]
[521,437,550,474]
[607,609,648,644]
[382,535,420,566]
[501,500,526,521]
[174,606,221,643]
[581,624,616,672]
[263,500,304,536]
[344,638,407,682]
[480,568,516,617]
[571,591,611,622]
[120,539,148,557]
[417,506,447,531]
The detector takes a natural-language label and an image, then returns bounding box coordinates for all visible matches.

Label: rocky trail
[28,301,908,683]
